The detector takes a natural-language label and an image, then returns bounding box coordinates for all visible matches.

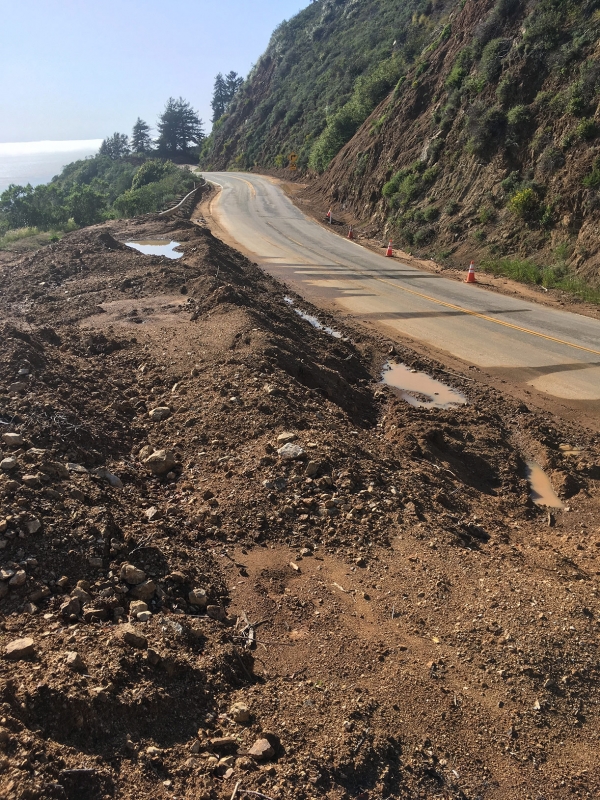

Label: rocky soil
[0,200,598,800]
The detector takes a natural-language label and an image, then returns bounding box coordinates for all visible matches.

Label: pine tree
[211,73,228,124]
[131,118,152,154]
[212,72,243,124]
[156,97,204,155]
[225,71,243,104]
[98,133,130,160]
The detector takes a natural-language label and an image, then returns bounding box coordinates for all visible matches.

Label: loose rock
[277,443,305,461]
[148,406,171,421]
[143,449,176,476]
[5,637,35,660]
[117,624,148,649]
[120,563,147,585]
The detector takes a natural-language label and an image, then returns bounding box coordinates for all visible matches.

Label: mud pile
[0,209,598,799]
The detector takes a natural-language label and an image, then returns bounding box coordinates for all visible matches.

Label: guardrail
[159,181,206,218]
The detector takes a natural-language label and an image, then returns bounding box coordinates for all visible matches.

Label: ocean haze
[0,140,102,194]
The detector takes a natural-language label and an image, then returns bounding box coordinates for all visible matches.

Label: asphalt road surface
[202,172,600,413]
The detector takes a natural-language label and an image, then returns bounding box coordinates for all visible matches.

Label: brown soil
[0,200,599,800]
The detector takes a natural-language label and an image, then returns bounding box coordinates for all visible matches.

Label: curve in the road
[202,172,600,405]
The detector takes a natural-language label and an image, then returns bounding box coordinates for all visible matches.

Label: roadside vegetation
[479,252,600,305]
[0,97,203,248]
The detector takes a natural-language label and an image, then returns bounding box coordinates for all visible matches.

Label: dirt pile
[0,207,598,799]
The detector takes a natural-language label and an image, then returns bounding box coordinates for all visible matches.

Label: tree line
[99,96,206,160]
[100,73,245,160]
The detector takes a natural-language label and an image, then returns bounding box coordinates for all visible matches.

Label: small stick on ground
[230,780,241,800]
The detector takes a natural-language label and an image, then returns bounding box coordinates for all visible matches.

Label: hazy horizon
[0,140,104,194]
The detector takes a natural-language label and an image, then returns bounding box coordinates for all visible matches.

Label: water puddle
[558,443,584,457]
[124,240,183,259]
[284,296,345,339]
[382,362,467,410]
[525,461,564,509]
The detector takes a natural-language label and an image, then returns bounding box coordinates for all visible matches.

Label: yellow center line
[211,176,600,359]
[362,271,600,358]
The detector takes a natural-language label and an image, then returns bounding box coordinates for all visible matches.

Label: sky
[0,0,311,144]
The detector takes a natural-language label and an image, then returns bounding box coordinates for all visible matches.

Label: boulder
[130,579,157,601]
[120,563,147,585]
[2,433,23,448]
[229,702,251,724]
[188,588,208,609]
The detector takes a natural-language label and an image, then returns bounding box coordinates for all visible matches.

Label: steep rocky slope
[313,0,600,285]
[201,0,461,172]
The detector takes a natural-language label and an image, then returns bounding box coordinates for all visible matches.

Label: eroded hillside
[314,0,600,286]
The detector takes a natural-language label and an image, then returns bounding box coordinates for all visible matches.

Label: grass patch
[0,226,70,252]
[479,257,600,304]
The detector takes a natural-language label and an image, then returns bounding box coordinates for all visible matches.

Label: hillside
[201,0,461,172]
[314,0,600,287]
[203,0,600,290]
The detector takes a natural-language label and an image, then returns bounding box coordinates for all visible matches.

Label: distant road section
[202,172,600,411]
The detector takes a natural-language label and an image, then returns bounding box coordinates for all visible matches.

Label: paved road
[202,172,600,407]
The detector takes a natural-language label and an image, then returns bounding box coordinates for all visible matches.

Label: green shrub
[507,188,538,219]
[537,147,565,175]
[480,38,511,84]
[540,204,555,229]
[496,73,517,106]
[427,138,444,162]
[466,105,507,156]
[576,118,598,140]
[414,227,434,245]
[506,105,530,128]
[446,65,467,90]
[132,159,171,190]
[479,206,495,224]
[501,171,521,195]
[423,205,440,222]
[444,200,460,215]
[583,157,600,188]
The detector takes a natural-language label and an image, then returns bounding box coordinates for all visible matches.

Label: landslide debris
[0,206,598,799]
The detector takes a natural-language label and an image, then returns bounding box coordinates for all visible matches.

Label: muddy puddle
[124,240,183,259]
[525,461,564,509]
[382,362,467,410]
[284,296,345,339]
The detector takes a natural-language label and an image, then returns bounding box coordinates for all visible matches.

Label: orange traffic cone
[465,261,476,283]
[385,240,393,257]
[348,225,354,239]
